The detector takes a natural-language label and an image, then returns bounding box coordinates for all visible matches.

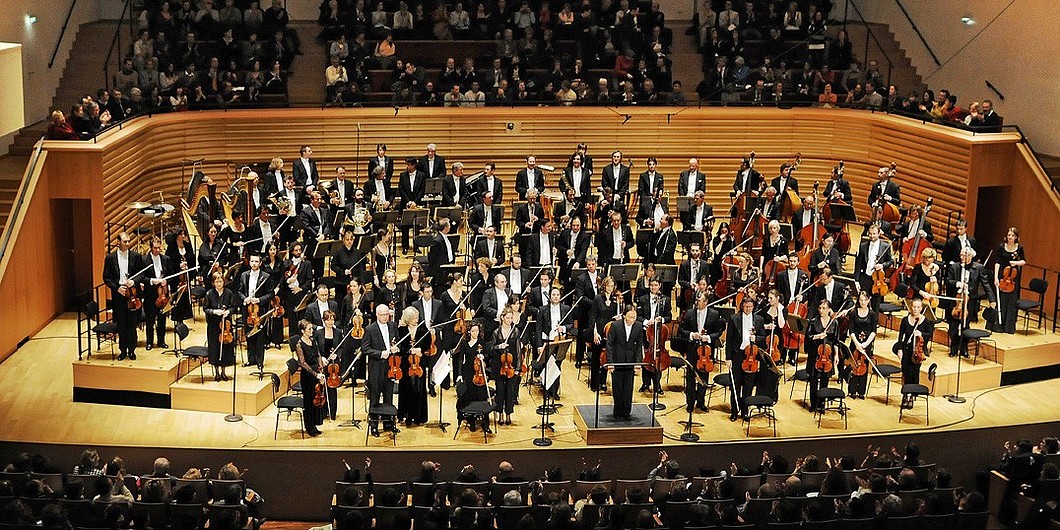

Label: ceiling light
[960,16,976,25]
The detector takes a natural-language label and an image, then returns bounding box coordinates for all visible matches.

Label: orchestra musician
[992,227,1027,334]
[528,220,558,269]
[480,273,512,338]
[313,310,345,421]
[898,204,934,246]
[467,258,492,311]
[760,186,780,221]
[775,254,809,366]
[238,254,272,369]
[218,210,248,270]
[606,304,644,421]
[810,269,847,319]
[477,162,504,204]
[364,166,393,211]
[418,143,446,183]
[790,196,817,251]
[491,307,523,425]
[298,190,334,284]
[805,299,840,412]
[730,253,759,293]
[330,229,365,289]
[328,166,356,209]
[647,215,678,266]
[141,236,171,351]
[343,188,374,237]
[910,247,943,313]
[757,289,787,401]
[678,158,706,198]
[561,153,593,199]
[469,192,503,236]
[638,157,664,200]
[371,228,394,288]
[760,220,787,280]
[455,320,491,433]
[596,186,628,226]
[294,319,324,436]
[281,241,314,343]
[273,174,303,245]
[568,143,593,174]
[600,150,631,199]
[554,187,586,230]
[726,296,766,421]
[261,242,286,348]
[733,157,762,197]
[709,222,735,283]
[341,277,372,381]
[942,219,976,267]
[808,232,841,282]
[412,283,443,395]
[526,269,555,316]
[396,306,429,427]
[398,157,425,253]
[868,166,902,235]
[589,276,622,392]
[847,290,877,399]
[264,156,288,196]
[854,223,894,311]
[164,227,196,326]
[503,253,531,298]
[367,143,395,182]
[102,232,143,361]
[946,247,996,358]
[515,155,545,200]
[597,211,634,274]
[770,163,800,201]
[306,284,339,328]
[572,255,603,368]
[677,243,709,313]
[204,273,238,382]
[400,263,426,310]
[427,220,457,288]
[556,216,590,285]
[636,277,671,395]
[247,206,279,257]
[683,191,715,234]
[677,292,724,412]
[473,226,506,267]
[535,287,574,399]
[442,162,469,208]
[292,145,320,191]
[376,269,402,314]
[514,189,546,262]
[364,304,400,437]
[824,163,853,203]
[893,299,932,409]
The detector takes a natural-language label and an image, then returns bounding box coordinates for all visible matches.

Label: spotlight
[25,14,38,25]
[960,16,976,25]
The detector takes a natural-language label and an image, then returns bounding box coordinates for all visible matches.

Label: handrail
[48,0,78,69]
[894,0,941,67]
[0,137,46,264]
[843,0,892,94]
[102,0,133,90]
[1001,124,1060,196]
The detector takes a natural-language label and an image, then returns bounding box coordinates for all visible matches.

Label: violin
[951,292,967,320]
[912,335,926,364]
[815,341,834,373]
[408,348,424,379]
[644,320,671,372]
[326,360,342,388]
[846,333,869,377]
[127,283,143,311]
[454,307,470,335]
[270,294,285,318]
[387,348,403,381]
[246,301,260,328]
[871,268,890,297]
[472,347,487,386]
[313,382,326,407]
[741,343,761,374]
[155,280,170,309]
[350,313,364,339]
[768,327,782,363]
[998,265,1018,294]
[696,337,714,373]
[925,277,941,308]
[500,349,517,379]
[285,262,299,278]
[220,315,234,345]
[425,330,438,357]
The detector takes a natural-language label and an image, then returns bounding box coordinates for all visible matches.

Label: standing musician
[164,227,196,326]
[760,220,787,281]
[808,232,841,282]
[281,241,314,343]
[515,155,545,201]
[730,253,759,293]
[854,223,894,311]
[561,153,592,199]
[757,289,787,401]
[847,290,877,399]
[528,220,558,269]
[371,229,395,288]
[477,162,504,204]
[946,247,996,358]
[898,205,934,248]
[515,189,546,262]
[491,307,523,425]
[427,220,457,288]
[364,304,400,437]
[824,163,853,204]
[343,188,374,237]
[398,157,425,253]
[467,258,492,311]
[568,143,594,173]
[298,190,334,285]
[677,292,725,412]
[636,277,671,395]
[732,157,762,197]
[292,145,320,191]
[535,287,573,399]
[341,277,372,381]
[678,158,707,198]
[597,211,634,274]
[238,254,272,369]
[473,225,506,268]
[942,219,976,267]
[791,196,817,251]
[805,299,841,412]
[418,143,446,184]
[412,283,443,395]
[776,253,810,307]
[683,191,715,234]
[596,187,628,225]
[893,299,933,409]
[647,215,678,266]
[264,156,288,196]
[247,206,279,257]
[376,269,402,314]
[455,321,491,433]
[330,229,364,289]
[867,166,902,209]
[367,143,395,182]
[910,247,943,313]
[306,284,339,328]
[364,166,393,211]
[273,174,303,245]
[314,310,345,422]
[469,192,503,237]
[709,222,735,283]
[726,296,766,421]
[606,304,644,421]
[770,163,800,201]
[396,307,429,427]
[102,232,143,361]
[557,217,591,285]
[141,236,171,351]
[589,276,622,392]
[204,273,238,382]
[442,162,469,208]
[503,253,531,297]
[261,243,286,349]
[554,187,587,230]
[438,273,467,383]
[638,157,665,200]
[992,227,1027,334]
[760,187,780,221]
[677,243,709,314]
[400,263,427,310]
[328,166,356,209]
[573,256,604,366]
[294,319,324,437]
[480,273,512,338]
[601,150,631,199]
[219,211,248,274]
[810,269,847,319]
[526,269,555,316]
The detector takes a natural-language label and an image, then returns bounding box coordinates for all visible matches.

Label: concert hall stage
[573,404,664,445]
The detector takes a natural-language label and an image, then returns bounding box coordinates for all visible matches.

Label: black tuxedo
[477,176,504,204]
[560,166,593,198]
[140,253,172,347]
[441,175,468,207]
[535,303,573,350]
[412,298,443,329]
[515,201,545,234]
[682,203,714,232]
[824,177,853,203]
[292,157,320,189]
[596,225,633,270]
[725,311,767,418]
[774,267,810,305]
[468,204,503,235]
[367,155,394,181]
[676,307,725,409]
[418,155,446,181]
[363,320,399,408]
[732,168,763,195]
[868,179,901,207]
[601,163,631,196]
[305,299,340,328]
[398,169,426,208]
[245,217,278,256]
[637,171,664,198]
[426,233,458,285]
[527,231,557,268]
[942,234,977,266]
[103,250,144,356]
[502,267,532,296]
[298,204,334,275]
[677,170,706,196]
[363,177,393,206]
[574,270,602,302]
[770,175,799,197]
[515,167,545,199]
[473,237,506,264]
[945,261,996,356]
[898,218,934,243]
[238,269,273,365]
[606,319,644,418]
[479,287,511,336]
[555,229,590,281]
[647,228,677,265]
[854,239,895,307]
[809,280,849,318]
[328,179,357,208]
[264,169,288,196]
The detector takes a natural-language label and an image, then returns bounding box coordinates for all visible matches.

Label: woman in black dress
[438,273,468,388]
[164,226,196,324]
[805,299,840,412]
[910,247,943,318]
[847,290,877,399]
[314,310,346,422]
[760,220,788,285]
[198,224,225,280]
[340,277,372,382]
[396,307,429,427]
[894,299,932,409]
[454,320,490,432]
[710,222,735,283]
[400,262,426,309]
[490,307,522,425]
[759,289,787,401]
[730,252,759,293]
[218,211,248,268]
[468,257,491,311]
[371,228,394,288]
[294,319,324,437]
[375,269,402,314]
[261,242,286,348]
[588,277,621,392]
[204,273,238,382]
[992,227,1027,334]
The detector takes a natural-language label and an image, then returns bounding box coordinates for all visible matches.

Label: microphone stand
[224,311,243,423]
[946,289,971,404]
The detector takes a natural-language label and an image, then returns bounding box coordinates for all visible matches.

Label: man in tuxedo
[364,166,393,210]
[791,195,819,251]
[775,254,809,366]
[677,292,725,411]
[327,165,356,209]
[298,190,334,284]
[595,186,629,224]
[503,253,531,297]
[808,232,842,282]
[943,219,976,266]
[103,232,143,361]
[469,191,503,236]
[364,304,400,436]
[637,157,664,200]
[682,191,714,233]
[897,204,934,246]
[606,304,644,421]
[292,145,320,191]
[305,284,339,328]
[597,211,633,273]
[647,215,677,265]
[946,247,996,357]
[280,242,314,342]
[238,254,272,368]
[568,142,593,174]
[770,163,800,204]
[515,155,545,200]
[479,273,511,338]
[477,162,504,204]
[141,236,171,351]
[272,173,304,245]
[442,162,468,207]
[398,157,425,253]
[528,220,557,268]
[367,143,394,181]
[561,153,592,199]
[515,189,545,262]
[556,216,590,285]
[412,283,444,392]
[600,150,631,199]
[854,224,894,311]
[810,269,848,318]
[677,243,709,313]
[732,157,762,197]
[725,296,766,421]
[678,158,706,198]
[526,269,554,317]
[473,226,506,266]
[535,287,573,398]
[246,206,279,256]
[637,277,671,394]
[426,220,457,288]
[418,143,446,182]
[867,166,902,209]
[824,163,853,203]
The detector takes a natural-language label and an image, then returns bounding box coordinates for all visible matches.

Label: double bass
[894,198,934,288]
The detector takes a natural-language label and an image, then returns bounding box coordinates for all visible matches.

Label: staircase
[840,21,926,97]
[1039,153,1060,190]
[668,21,704,92]
[285,21,327,105]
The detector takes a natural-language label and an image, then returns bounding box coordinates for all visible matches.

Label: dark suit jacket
[681,203,714,232]
[364,321,399,383]
[245,217,278,256]
[363,177,393,206]
[526,231,556,268]
[824,177,853,203]
[725,312,767,362]
[237,269,273,310]
[412,298,443,328]
[677,258,709,289]
[946,261,996,305]
[732,168,763,195]
[774,268,810,305]
[677,170,706,196]
[606,320,644,370]
[103,250,145,296]
[867,179,901,207]
[139,253,172,301]
[637,171,664,198]
[854,239,895,282]
[264,169,289,196]
[601,163,631,196]
[473,238,506,264]
[636,293,672,324]
[515,168,545,199]
[809,280,849,318]
[398,170,426,207]
[502,267,531,295]
[514,201,545,234]
[574,270,602,301]
[560,167,593,198]
[292,157,320,189]
[367,156,395,181]
[478,287,511,324]
[675,307,724,354]
[329,179,357,207]
[305,299,340,327]
[426,234,458,280]
[441,175,468,207]
[535,303,573,348]
[298,204,334,258]
[418,155,446,181]
[898,218,934,242]
[556,229,591,269]
[942,235,977,266]
[468,204,503,234]
[648,228,677,265]
[596,225,633,267]
[769,175,800,196]
[477,176,504,204]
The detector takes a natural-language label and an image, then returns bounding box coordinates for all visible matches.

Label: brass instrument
[345,204,372,233]
[270,193,292,215]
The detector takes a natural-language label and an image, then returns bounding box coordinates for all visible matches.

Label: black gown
[396,325,429,425]
[846,308,877,397]
[260,257,286,346]
[804,316,839,410]
[165,240,196,322]
[204,287,238,367]
[992,244,1025,334]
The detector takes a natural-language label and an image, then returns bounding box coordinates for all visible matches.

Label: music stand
[435,206,463,227]
[312,239,340,261]
[654,264,678,284]
[401,208,429,230]
[778,223,794,244]
[534,339,571,447]
[676,196,694,216]
[743,197,766,218]
[677,231,706,251]
[424,177,444,198]
[634,229,653,255]
[609,263,640,285]
[785,314,809,336]
[375,209,400,227]
[829,202,858,224]
[330,210,347,234]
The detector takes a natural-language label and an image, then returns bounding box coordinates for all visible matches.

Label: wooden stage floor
[2,313,1060,452]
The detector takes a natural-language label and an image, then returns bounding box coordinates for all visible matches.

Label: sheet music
[432,351,452,387]
[542,355,561,390]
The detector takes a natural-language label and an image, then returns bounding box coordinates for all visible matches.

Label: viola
[500,350,517,378]
[454,307,470,335]
[220,316,234,345]
[912,335,926,364]
[472,354,487,386]
[696,333,714,373]
[246,301,260,328]
[815,341,834,372]
[847,336,868,377]
[644,321,671,372]
[155,280,170,309]
[871,268,890,297]
[387,350,403,381]
[925,278,940,308]
[408,349,424,379]
[326,360,342,388]
[998,265,1018,293]
[270,295,285,318]
[313,382,326,407]
[425,330,438,357]
[127,284,143,311]
[350,314,365,339]
[285,262,299,278]
[741,343,761,373]
[768,328,782,363]
[951,292,967,320]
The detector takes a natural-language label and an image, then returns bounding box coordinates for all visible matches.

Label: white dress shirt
[685,171,698,196]
[571,168,584,196]
[509,269,522,295]
[740,312,754,349]
[118,250,130,283]
[538,233,551,265]
[374,179,387,203]
[864,240,882,275]
[612,229,622,259]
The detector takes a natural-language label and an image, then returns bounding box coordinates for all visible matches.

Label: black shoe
[307,429,322,437]
[390,426,401,434]
[961,352,970,358]
[729,414,738,422]
[158,343,168,348]
[484,426,493,434]
[428,385,437,398]
[117,352,128,361]
[222,374,230,381]
[469,422,477,432]
[639,385,650,392]
[655,389,664,396]
[146,344,153,351]
[129,352,137,360]
[214,374,221,382]
[243,362,254,367]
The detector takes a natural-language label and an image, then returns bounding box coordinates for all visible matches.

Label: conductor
[606,305,644,421]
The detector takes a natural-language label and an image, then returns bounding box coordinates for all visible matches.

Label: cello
[895,198,934,287]
[798,181,827,256]
[644,315,672,373]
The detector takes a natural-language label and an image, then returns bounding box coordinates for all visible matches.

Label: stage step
[873,348,1002,396]
[169,349,292,415]
[72,348,199,408]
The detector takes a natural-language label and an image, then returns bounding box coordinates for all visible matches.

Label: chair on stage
[962,328,995,366]
[816,387,848,429]
[705,372,733,411]
[453,382,494,443]
[1017,278,1048,331]
[82,300,118,360]
[744,394,777,436]
[900,363,937,424]
[366,402,399,446]
[272,368,304,440]
[788,368,811,405]
[179,322,210,383]
[873,363,904,405]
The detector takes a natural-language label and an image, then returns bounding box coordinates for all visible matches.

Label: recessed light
[961,16,976,25]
